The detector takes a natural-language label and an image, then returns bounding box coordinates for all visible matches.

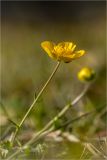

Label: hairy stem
[12,61,61,142]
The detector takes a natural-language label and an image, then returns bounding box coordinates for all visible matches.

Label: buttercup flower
[78,67,96,82]
[41,41,86,63]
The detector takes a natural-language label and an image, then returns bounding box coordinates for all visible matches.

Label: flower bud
[78,67,96,82]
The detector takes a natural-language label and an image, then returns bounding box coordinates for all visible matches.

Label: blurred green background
[0,1,106,159]
[1,1,106,132]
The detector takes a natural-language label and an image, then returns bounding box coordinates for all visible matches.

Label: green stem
[0,101,10,119]
[26,85,89,145]
[7,85,89,160]
[12,61,61,142]
[25,104,72,146]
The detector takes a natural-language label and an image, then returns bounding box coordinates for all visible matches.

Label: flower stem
[12,61,61,142]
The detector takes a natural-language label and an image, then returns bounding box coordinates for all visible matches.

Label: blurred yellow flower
[78,67,96,82]
[41,41,86,63]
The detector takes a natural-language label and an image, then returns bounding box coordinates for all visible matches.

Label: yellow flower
[41,41,86,63]
[78,67,96,82]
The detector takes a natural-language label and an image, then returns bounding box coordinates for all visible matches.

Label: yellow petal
[71,44,76,52]
[41,41,55,59]
[71,50,86,59]
[57,42,75,51]
[62,50,85,62]
[64,42,76,53]
[55,42,76,57]
[57,42,66,47]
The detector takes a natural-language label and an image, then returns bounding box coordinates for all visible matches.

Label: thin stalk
[0,101,10,119]
[85,143,107,159]
[7,85,89,160]
[25,84,90,145]
[7,127,54,160]
[12,61,61,142]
